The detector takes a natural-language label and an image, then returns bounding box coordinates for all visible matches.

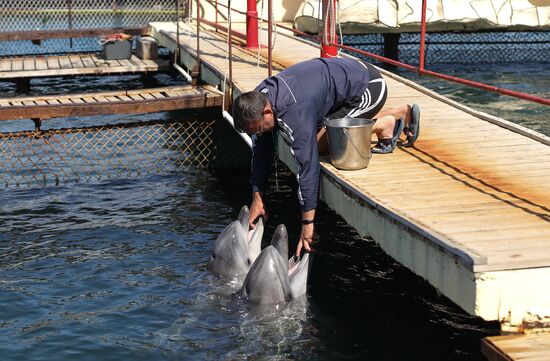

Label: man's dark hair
[232,91,269,133]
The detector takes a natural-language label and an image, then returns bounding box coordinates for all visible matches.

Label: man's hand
[249,192,268,229]
[296,223,315,257]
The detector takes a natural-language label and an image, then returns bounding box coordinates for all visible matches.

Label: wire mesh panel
[343,31,550,65]
[0,119,214,188]
[0,0,189,56]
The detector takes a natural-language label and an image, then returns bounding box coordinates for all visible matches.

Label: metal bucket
[324,117,373,170]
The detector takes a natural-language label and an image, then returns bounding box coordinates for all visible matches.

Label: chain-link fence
[344,31,550,65]
[0,118,215,188]
[0,0,189,56]
[0,0,242,188]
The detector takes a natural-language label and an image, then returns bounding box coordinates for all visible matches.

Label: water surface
[0,166,500,361]
[2,49,545,361]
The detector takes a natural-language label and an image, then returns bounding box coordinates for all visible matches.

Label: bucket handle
[343,128,372,161]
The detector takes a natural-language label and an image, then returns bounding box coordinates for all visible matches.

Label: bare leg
[371,104,412,139]
[372,115,398,139]
[372,104,412,139]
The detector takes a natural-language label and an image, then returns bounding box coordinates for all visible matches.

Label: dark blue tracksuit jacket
[251,57,372,212]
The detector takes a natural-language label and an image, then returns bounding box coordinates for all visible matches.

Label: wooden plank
[80,55,96,68]
[46,57,60,70]
[0,91,222,121]
[116,95,133,101]
[149,92,165,99]
[89,54,103,67]
[92,96,109,103]
[23,57,35,71]
[130,56,147,66]
[128,94,144,101]
[1,86,194,104]
[482,334,550,361]
[117,59,134,68]
[140,93,156,100]
[59,98,73,104]
[0,55,170,79]
[35,57,48,70]
[0,58,12,72]
[11,59,23,71]
[58,56,73,69]
[69,55,85,69]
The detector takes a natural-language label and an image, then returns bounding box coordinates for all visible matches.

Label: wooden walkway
[0,85,222,120]
[152,21,550,327]
[482,333,550,361]
[0,53,169,79]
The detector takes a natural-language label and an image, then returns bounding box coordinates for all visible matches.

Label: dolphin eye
[211,252,216,259]
[247,258,251,265]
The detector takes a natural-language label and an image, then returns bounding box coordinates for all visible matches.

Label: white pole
[222,110,252,148]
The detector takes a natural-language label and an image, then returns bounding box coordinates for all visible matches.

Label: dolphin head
[207,206,264,280]
[239,224,312,304]
[240,245,292,304]
[270,224,289,260]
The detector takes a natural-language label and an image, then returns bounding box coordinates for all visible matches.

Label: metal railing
[205,0,550,107]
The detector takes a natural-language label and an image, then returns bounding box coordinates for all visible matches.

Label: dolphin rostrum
[239,224,311,304]
[207,205,264,280]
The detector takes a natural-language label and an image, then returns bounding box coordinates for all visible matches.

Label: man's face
[243,106,274,137]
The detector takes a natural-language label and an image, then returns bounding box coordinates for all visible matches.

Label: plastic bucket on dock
[325,117,373,170]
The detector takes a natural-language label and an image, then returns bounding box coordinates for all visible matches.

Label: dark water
[0,167,500,361]
[1,58,546,359]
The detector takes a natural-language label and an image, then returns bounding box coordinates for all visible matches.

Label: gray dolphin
[239,224,311,304]
[207,205,264,280]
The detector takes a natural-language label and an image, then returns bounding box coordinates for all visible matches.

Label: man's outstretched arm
[296,208,316,256]
[249,133,274,229]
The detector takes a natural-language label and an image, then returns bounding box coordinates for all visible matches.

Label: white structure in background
[294,0,550,33]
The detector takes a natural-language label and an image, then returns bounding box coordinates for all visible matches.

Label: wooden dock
[482,333,550,361]
[0,85,222,121]
[0,53,169,80]
[151,21,550,330]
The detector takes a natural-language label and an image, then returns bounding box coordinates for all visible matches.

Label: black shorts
[327,62,388,120]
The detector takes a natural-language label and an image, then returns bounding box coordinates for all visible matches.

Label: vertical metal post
[228,0,233,111]
[196,0,201,82]
[246,0,259,48]
[419,0,428,74]
[175,0,180,63]
[268,0,272,77]
[320,0,338,58]
[67,0,74,49]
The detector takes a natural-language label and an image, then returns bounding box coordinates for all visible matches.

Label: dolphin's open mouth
[287,255,303,276]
